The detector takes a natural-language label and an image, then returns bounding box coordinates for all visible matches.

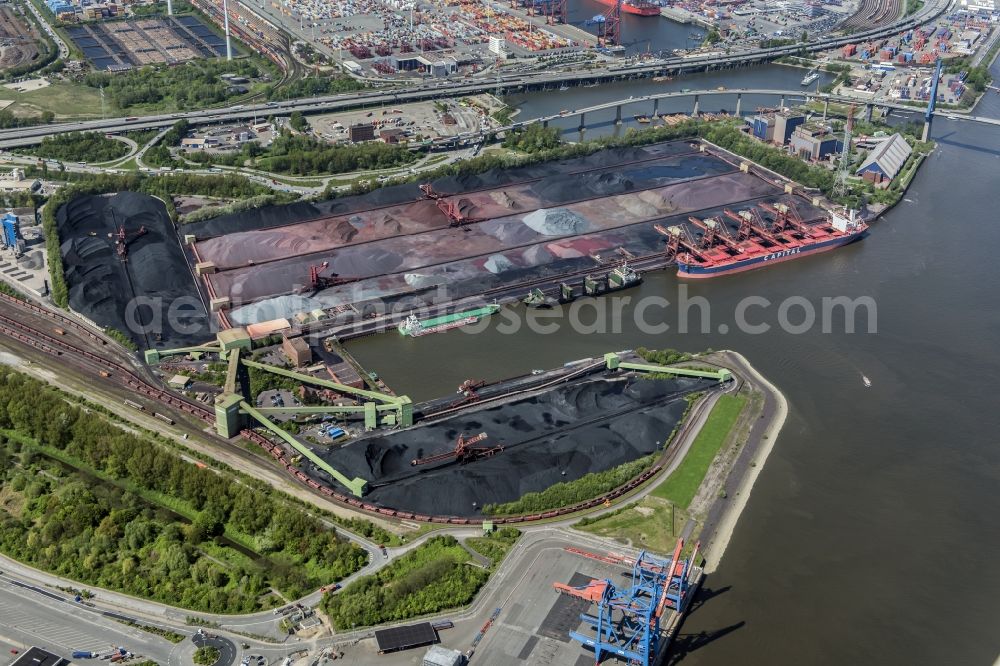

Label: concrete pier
[823,98,829,121]
[864,103,873,123]
[653,98,659,117]
[735,93,742,117]
[578,112,586,130]
[615,105,622,125]
[692,95,699,116]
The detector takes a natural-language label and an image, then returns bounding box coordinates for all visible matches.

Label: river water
[347,54,1000,663]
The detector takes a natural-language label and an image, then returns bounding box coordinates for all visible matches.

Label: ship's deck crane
[723,208,782,244]
[688,216,746,253]
[109,224,147,261]
[760,202,814,237]
[654,223,704,261]
[410,432,503,466]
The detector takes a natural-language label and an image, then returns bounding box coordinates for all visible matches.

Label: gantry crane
[555,540,701,666]
[410,432,503,466]
[599,0,622,47]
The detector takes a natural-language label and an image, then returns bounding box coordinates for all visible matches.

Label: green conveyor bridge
[604,352,732,382]
[151,335,411,497]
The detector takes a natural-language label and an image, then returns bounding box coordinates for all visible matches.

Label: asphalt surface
[0,569,189,666]
[192,634,237,666]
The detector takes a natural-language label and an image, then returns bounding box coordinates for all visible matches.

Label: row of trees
[483,454,657,516]
[31,131,130,163]
[323,536,488,628]
[0,109,54,129]
[267,76,364,102]
[636,347,693,366]
[188,132,418,176]
[0,368,367,610]
[502,124,563,153]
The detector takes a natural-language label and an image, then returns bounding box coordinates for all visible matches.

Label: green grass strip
[652,394,747,508]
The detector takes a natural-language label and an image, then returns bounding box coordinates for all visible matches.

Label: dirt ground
[0,7,41,72]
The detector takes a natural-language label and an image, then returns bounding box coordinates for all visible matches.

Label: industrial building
[348,123,376,143]
[1,211,25,255]
[789,123,842,161]
[282,335,312,367]
[749,111,806,146]
[388,54,458,77]
[0,168,40,194]
[855,133,912,185]
[9,647,66,666]
[773,111,806,146]
[751,113,776,142]
[422,646,463,666]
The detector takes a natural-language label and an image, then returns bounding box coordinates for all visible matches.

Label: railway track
[0,292,718,525]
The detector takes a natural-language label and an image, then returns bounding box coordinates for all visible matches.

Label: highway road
[0,0,948,149]
[0,569,190,666]
[22,0,69,60]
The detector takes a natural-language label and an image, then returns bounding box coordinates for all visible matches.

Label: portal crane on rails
[449,378,486,408]
[305,262,359,291]
[410,432,503,466]
[419,183,483,227]
[556,540,699,666]
[598,0,622,47]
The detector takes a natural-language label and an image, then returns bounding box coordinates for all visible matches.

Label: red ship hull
[594,0,661,16]
[677,223,868,278]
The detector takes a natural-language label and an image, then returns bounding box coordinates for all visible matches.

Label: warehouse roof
[856,133,912,180]
[11,647,65,666]
[374,622,437,654]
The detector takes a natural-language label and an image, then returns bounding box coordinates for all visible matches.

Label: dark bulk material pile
[314,375,713,516]
[59,193,210,349]
[187,140,828,325]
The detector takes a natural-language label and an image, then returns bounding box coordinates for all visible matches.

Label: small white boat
[862,375,872,388]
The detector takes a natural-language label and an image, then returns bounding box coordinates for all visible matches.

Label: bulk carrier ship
[663,204,867,278]
[398,304,500,337]
[594,0,661,16]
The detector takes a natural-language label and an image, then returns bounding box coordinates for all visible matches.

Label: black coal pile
[314,374,713,516]
[59,192,210,350]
